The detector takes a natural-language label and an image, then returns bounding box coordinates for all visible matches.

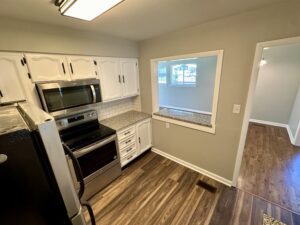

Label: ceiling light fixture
[57,0,124,21]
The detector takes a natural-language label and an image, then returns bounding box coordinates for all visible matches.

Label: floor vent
[196,180,217,193]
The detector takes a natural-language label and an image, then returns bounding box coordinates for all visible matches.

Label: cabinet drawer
[120,143,136,158]
[117,126,136,141]
[121,150,137,167]
[119,135,136,150]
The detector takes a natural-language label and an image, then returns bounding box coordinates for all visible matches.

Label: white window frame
[151,50,224,134]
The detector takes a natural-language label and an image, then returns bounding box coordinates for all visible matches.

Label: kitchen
[1,0,300,225]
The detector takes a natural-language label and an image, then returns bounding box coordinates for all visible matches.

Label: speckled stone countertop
[154,108,212,127]
[100,110,151,131]
[0,105,27,135]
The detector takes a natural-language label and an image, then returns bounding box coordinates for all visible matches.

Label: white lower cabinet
[117,118,152,167]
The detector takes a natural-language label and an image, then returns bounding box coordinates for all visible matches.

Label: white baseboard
[249,119,287,128]
[287,125,296,145]
[151,148,232,186]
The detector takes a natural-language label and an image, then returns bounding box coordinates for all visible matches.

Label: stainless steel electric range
[56,110,122,200]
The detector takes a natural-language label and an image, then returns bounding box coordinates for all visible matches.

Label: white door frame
[232,36,300,186]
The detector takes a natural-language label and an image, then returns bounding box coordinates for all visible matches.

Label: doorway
[233,36,300,214]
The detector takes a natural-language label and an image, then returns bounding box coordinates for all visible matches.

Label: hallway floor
[237,122,300,214]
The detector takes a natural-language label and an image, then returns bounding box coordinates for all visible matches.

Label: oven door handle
[74,134,116,158]
[90,85,96,103]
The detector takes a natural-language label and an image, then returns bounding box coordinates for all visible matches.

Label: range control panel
[56,110,98,130]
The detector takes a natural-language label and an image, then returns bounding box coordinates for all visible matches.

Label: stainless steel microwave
[36,79,102,117]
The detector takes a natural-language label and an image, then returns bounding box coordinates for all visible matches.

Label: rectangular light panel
[60,0,124,21]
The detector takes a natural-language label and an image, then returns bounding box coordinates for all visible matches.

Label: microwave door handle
[90,85,96,103]
[74,135,116,158]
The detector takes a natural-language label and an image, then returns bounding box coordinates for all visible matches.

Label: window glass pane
[171,63,197,86]
[158,63,167,84]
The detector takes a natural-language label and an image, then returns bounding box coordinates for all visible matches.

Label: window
[171,63,197,86]
[151,50,224,133]
[158,64,167,84]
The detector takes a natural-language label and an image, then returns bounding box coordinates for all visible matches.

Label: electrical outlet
[233,104,241,114]
[166,122,170,129]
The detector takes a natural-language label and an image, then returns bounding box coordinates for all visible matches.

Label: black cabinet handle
[0,90,3,98]
[118,75,121,83]
[138,137,141,144]
[62,63,66,74]
[122,75,125,83]
[70,63,74,74]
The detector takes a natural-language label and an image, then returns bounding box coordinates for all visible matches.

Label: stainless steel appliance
[36,79,102,117]
[0,103,95,225]
[57,110,121,200]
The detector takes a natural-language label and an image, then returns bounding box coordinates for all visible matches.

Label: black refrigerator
[0,103,88,225]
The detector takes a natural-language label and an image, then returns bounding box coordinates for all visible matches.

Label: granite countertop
[154,108,212,127]
[100,110,151,131]
[0,105,27,135]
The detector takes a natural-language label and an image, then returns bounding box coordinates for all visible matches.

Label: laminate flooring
[85,151,300,225]
[237,123,300,214]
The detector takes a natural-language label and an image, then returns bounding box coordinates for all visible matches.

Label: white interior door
[137,119,152,154]
[97,58,122,101]
[121,59,139,97]
[25,53,69,82]
[67,56,97,80]
[0,53,26,104]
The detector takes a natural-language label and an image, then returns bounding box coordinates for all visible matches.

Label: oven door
[68,135,119,184]
[37,80,102,117]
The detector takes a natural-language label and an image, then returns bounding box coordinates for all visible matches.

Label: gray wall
[0,17,138,57]
[289,86,300,137]
[138,0,300,181]
[251,44,300,124]
[159,56,217,113]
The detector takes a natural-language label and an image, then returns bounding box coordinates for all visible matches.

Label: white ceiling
[0,0,283,41]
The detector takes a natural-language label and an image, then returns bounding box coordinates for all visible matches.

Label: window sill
[153,108,215,134]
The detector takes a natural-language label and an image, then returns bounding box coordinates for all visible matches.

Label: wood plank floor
[85,151,300,225]
[237,123,300,214]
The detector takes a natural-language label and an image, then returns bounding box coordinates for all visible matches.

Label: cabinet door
[97,58,122,101]
[136,119,152,154]
[67,56,97,80]
[25,53,69,82]
[120,59,139,97]
[0,53,26,104]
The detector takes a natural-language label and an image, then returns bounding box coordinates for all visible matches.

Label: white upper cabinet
[67,56,97,80]
[120,58,139,97]
[25,53,70,82]
[0,53,26,104]
[97,57,123,101]
[136,119,152,154]
[97,57,140,102]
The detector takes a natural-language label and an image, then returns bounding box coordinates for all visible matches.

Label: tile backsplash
[96,96,141,120]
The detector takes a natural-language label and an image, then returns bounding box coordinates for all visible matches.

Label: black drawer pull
[124,131,131,135]
[126,148,132,152]
[70,63,74,74]
[125,140,131,144]
[62,63,66,74]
